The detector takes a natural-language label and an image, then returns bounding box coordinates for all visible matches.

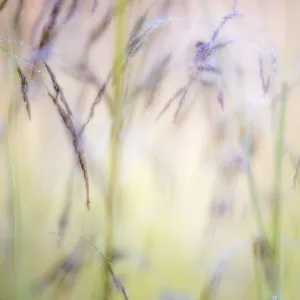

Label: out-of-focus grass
[1,0,300,300]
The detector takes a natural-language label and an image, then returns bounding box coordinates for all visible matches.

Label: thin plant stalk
[5,92,24,300]
[238,111,267,237]
[247,164,267,300]
[102,1,128,299]
[238,111,267,299]
[272,84,288,299]
[240,130,265,300]
[253,257,264,300]
[271,0,294,295]
[247,162,268,239]
[4,40,30,300]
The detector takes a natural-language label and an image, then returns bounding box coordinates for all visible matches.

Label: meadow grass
[0,0,300,299]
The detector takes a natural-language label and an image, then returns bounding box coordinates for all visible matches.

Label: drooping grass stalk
[102,1,128,299]
[272,84,288,299]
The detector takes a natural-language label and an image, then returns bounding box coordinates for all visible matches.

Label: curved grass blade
[94,246,129,300]
[16,66,31,120]
[127,8,151,57]
[157,78,193,122]
[30,0,65,71]
[44,63,90,210]
[38,0,64,49]
[83,6,113,60]
[79,72,112,136]
[144,53,171,108]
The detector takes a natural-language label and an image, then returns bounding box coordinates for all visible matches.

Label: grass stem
[102,1,128,299]
[272,84,288,299]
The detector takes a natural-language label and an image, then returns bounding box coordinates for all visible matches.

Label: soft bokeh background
[1,0,300,299]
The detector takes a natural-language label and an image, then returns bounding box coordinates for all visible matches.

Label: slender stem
[102,1,127,299]
[5,106,23,300]
[245,145,267,300]
[272,84,288,299]
[247,164,267,239]
[241,122,268,300]
[240,123,267,239]
[253,257,264,300]
[4,37,30,300]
